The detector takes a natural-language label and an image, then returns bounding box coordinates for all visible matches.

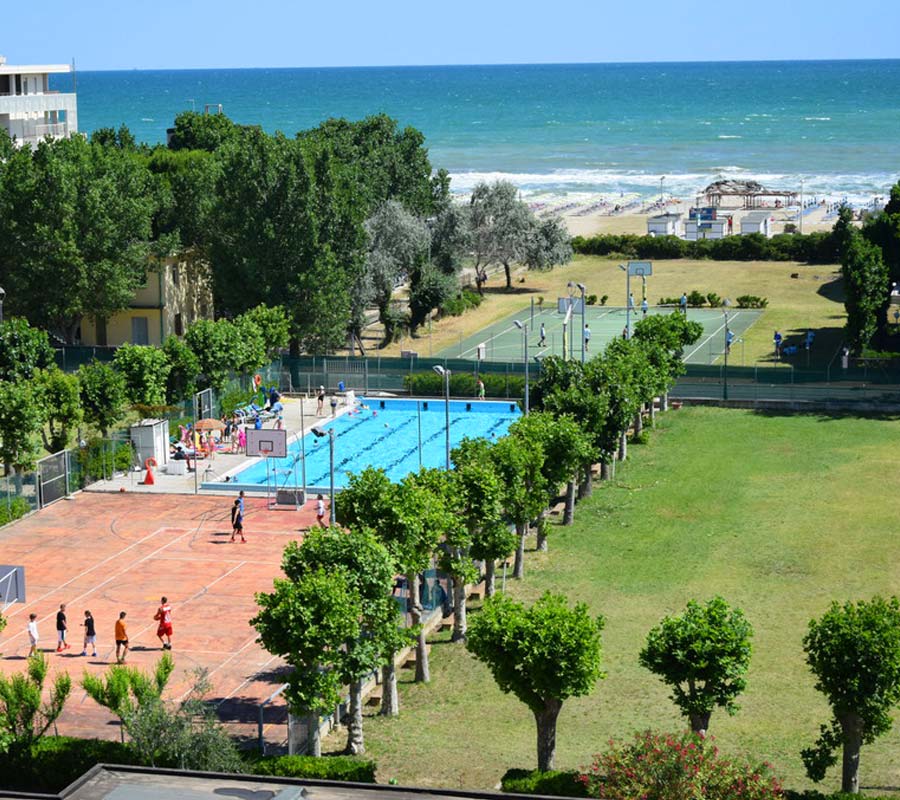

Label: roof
[53,765,550,800]
[742,211,774,222]
[649,213,682,221]
[0,63,72,76]
[704,179,795,198]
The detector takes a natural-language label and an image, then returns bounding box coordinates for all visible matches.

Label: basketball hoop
[259,445,273,459]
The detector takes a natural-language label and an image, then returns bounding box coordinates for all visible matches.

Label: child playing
[115,611,129,664]
[81,610,97,657]
[230,498,247,543]
[27,613,38,657]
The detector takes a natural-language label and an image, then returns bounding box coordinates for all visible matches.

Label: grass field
[322,407,900,794]
[373,256,845,369]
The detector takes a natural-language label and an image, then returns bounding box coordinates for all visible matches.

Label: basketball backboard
[627,261,653,276]
[246,428,288,458]
[0,565,25,610]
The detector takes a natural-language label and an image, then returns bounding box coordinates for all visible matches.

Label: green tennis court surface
[438,305,763,366]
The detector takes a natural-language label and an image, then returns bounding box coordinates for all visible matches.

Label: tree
[0,136,156,343]
[78,360,127,437]
[113,344,172,407]
[34,368,82,453]
[633,313,703,411]
[451,438,515,598]
[842,227,889,353]
[467,592,605,772]
[0,653,71,762]
[280,527,399,755]
[252,568,362,756]
[408,263,456,336]
[802,596,900,794]
[0,381,44,475]
[522,215,572,273]
[162,335,200,404]
[364,201,430,345]
[639,596,754,735]
[468,180,534,290]
[0,318,54,383]
[236,304,291,361]
[183,318,243,392]
[430,202,470,275]
[167,111,241,152]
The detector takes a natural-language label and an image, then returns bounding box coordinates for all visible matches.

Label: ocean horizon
[53,59,900,205]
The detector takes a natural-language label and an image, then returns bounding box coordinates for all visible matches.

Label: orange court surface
[0,491,319,747]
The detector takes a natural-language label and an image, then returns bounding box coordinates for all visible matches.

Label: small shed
[130,419,169,467]
[684,209,728,241]
[647,213,683,237]
[740,210,775,238]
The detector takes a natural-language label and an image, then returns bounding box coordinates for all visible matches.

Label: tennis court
[439,304,763,366]
[0,493,316,747]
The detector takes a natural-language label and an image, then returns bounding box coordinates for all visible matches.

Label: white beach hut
[740,210,775,238]
[647,213,683,237]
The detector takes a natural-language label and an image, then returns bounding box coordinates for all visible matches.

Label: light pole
[299,394,307,497]
[723,310,730,401]
[799,178,804,235]
[660,175,665,204]
[432,365,451,469]
[0,286,5,325]
[568,281,586,363]
[514,320,530,414]
[619,264,631,339]
[311,427,336,524]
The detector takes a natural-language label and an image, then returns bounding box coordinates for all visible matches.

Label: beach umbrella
[195,418,226,431]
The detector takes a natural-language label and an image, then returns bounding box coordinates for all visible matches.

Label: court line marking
[684,311,744,363]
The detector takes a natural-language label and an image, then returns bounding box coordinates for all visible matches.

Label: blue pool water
[224,398,521,490]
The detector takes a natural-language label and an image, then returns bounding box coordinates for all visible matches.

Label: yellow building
[80,253,213,347]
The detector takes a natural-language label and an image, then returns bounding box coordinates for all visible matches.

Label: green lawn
[323,407,900,794]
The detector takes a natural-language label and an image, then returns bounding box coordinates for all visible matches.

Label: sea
[55,60,900,207]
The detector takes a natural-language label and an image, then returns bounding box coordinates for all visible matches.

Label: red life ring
[142,457,157,486]
[254,374,262,388]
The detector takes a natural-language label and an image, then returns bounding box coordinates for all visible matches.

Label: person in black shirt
[56,603,70,652]
[81,610,97,657]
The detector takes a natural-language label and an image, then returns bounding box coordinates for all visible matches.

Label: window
[174,313,183,336]
[96,318,107,347]
[131,317,150,345]
[172,264,180,286]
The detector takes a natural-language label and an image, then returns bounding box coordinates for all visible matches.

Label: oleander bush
[501,768,588,796]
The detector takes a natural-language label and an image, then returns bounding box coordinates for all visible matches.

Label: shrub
[76,439,134,483]
[502,768,588,797]
[736,295,769,309]
[440,289,483,318]
[599,294,608,306]
[252,754,376,782]
[706,292,723,308]
[0,496,32,527]
[580,730,782,800]
[404,371,525,400]
[585,294,598,306]
[687,290,706,307]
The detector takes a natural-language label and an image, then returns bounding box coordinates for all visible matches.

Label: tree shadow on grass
[750,407,900,423]
[816,274,845,304]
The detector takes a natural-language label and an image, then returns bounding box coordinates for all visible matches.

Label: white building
[0,56,78,148]
[684,217,729,240]
[647,213,683,237]
[740,210,775,238]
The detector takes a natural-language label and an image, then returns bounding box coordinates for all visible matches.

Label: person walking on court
[476,378,485,400]
[115,611,129,664]
[679,292,688,315]
[538,322,546,348]
[584,323,591,352]
[56,603,70,652]
[316,494,327,527]
[628,292,635,311]
[154,597,173,651]
[230,498,246,543]
[27,613,39,657]
[641,298,649,318]
[773,330,783,359]
[81,610,97,657]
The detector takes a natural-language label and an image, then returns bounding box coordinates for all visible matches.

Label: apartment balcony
[0,92,77,116]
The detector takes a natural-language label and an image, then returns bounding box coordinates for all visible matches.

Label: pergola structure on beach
[700,179,797,209]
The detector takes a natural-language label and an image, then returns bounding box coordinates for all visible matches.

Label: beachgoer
[317,386,326,415]
[584,324,591,352]
[237,426,247,453]
[154,597,173,651]
[538,322,546,347]
[316,494,326,527]
[238,490,245,517]
[641,298,649,317]
[230,498,246,543]
[330,396,338,417]
[476,378,485,400]
[56,603,70,652]
[80,610,97,657]
[27,613,38,657]
[115,612,129,664]
[253,414,263,431]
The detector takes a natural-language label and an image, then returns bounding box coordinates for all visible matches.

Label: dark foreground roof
[1,765,552,800]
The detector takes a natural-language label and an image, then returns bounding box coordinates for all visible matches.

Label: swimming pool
[218,397,521,492]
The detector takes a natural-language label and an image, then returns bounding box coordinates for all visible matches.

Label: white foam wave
[718,135,742,139]
[805,117,832,121]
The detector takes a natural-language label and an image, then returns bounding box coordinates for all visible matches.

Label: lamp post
[660,175,665,204]
[723,310,730,401]
[0,286,5,325]
[619,264,631,339]
[568,281,586,363]
[299,394,307,497]
[312,427,336,524]
[432,365,451,469]
[799,178,804,236]
[514,320,530,414]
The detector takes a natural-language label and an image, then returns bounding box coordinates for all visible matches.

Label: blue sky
[5,0,898,70]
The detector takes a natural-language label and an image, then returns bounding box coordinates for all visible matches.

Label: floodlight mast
[514,320,529,414]
[432,365,451,469]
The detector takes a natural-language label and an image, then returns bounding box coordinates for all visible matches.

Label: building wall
[79,253,214,347]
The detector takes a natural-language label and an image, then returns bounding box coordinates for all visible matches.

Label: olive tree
[78,360,127,437]
[113,344,172,407]
[802,596,900,794]
[34,368,82,453]
[639,596,753,736]
[467,592,605,772]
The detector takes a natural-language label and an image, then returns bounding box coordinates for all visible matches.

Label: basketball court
[0,492,318,746]
[441,304,762,366]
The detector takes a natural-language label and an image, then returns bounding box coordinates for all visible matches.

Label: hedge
[0,496,32,527]
[405,372,526,400]
[0,737,138,793]
[501,768,588,797]
[571,231,839,264]
[252,754,376,782]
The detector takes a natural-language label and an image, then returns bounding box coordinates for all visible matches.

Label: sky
[4,0,898,70]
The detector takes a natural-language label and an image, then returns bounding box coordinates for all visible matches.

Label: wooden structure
[701,179,796,209]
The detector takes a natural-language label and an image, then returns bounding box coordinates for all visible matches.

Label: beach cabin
[647,213,683,237]
[684,208,728,241]
[740,211,775,238]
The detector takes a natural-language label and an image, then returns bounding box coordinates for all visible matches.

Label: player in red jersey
[154,596,173,651]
